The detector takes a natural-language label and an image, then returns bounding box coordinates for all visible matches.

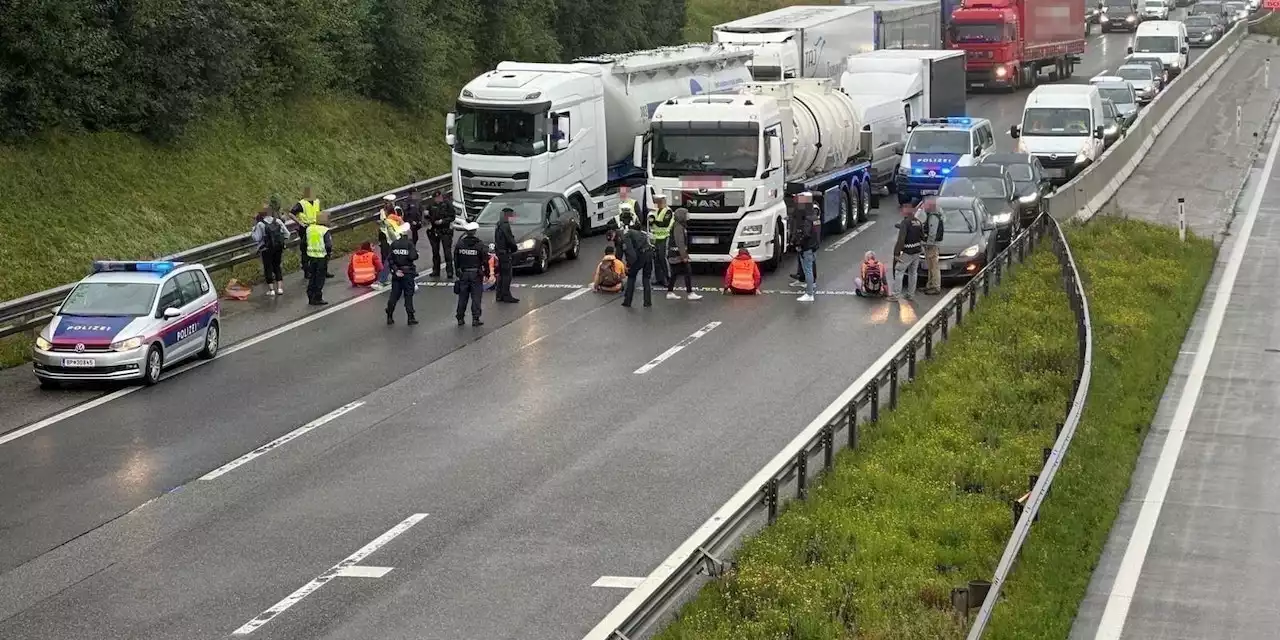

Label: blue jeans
[894,252,921,297]
[800,249,817,296]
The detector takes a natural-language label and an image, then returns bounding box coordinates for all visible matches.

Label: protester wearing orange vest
[723,244,762,295]
[347,242,384,287]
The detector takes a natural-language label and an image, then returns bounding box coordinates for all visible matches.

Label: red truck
[947,0,1087,91]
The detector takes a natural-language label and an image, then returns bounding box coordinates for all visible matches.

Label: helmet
[462,221,480,233]
[382,194,396,203]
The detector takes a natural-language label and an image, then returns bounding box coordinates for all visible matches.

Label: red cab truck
[948,0,1087,90]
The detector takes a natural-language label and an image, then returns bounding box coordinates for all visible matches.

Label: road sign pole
[1178,197,1186,242]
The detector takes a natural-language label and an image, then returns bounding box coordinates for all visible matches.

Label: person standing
[890,202,925,302]
[426,190,455,278]
[252,206,290,296]
[376,195,403,286]
[305,212,333,306]
[790,194,820,288]
[404,187,424,246]
[796,195,822,302]
[648,194,674,288]
[385,222,420,325]
[494,206,520,303]
[289,185,322,280]
[453,221,490,326]
[621,217,655,308]
[665,207,701,300]
[919,198,944,294]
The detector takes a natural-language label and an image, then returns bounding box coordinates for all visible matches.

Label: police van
[895,117,997,204]
[32,261,221,389]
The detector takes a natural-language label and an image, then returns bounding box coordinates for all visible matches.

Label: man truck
[948,0,1087,90]
[444,44,754,232]
[713,5,876,81]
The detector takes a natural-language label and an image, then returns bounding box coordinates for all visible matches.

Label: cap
[382,194,396,202]
[462,221,480,232]
[653,193,667,201]
[398,222,411,235]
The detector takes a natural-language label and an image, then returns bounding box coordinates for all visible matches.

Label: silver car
[1091,78,1140,122]
[1114,64,1159,103]
[33,261,221,388]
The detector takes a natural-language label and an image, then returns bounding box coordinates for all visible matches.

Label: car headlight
[961,245,980,258]
[1126,14,1135,20]
[35,336,51,351]
[741,224,763,236]
[111,336,144,352]
[995,66,1008,78]
[1018,193,1039,204]
[1204,34,1214,41]
[990,212,1012,225]
[518,239,537,250]
[1075,152,1090,164]
[1101,14,1109,21]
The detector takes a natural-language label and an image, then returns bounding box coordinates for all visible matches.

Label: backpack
[864,263,883,292]
[925,211,944,243]
[597,259,623,287]
[263,218,287,250]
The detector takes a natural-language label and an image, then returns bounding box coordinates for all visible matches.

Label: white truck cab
[1009,85,1107,184]
[1129,21,1189,77]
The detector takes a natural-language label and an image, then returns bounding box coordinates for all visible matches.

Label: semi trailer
[713,5,876,80]
[846,0,945,49]
[948,0,1087,90]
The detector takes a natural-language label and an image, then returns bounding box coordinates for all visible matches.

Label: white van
[1009,85,1107,184]
[1129,21,1189,77]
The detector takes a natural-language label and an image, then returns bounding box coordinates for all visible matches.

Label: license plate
[62,358,96,368]
[1044,168,1065,178]
[921,189,938,196]
[690,236,719,245]
[971,83,986,88]
[938,260,951,270]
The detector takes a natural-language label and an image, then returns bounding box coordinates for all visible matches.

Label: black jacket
[495,219,518,255]
[388,236,419,275]
[454,235,491,276]
[427,201,453,232]
[403,195,423,226]
[798,210,821,252]
[895,217,925,255]
[623,228,653,265]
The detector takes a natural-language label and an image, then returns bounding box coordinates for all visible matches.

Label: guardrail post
[925,320,934,359]
[1043,447,1052,463]
[822,425,835,470]
[969,283,977,312]
[888,359,899,410]
[956,291,964,326]
[850,411,861,449]
[796,451,809,500]
[908,340,917,380]
[1267,58,1271,90]
[763,479,779,525]
[1177,197,1186,242]
[869,380,880,423]
[941,309,950,340]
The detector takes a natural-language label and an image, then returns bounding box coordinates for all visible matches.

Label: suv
[33,261,221,388]
[896,117,998,203]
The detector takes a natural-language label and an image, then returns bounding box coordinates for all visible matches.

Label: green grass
[653,217,1214,639]
[983,217,1215,639]
[1249,11,1280,39]
[657,239,1079,639]
[683,0,843,41]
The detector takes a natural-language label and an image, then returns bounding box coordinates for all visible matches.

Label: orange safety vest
[351,251,377,284]
[730,259,756,291]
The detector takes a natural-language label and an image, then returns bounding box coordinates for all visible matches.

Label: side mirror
[633,134,645,169]
[769,136,783,170]
[162,307,182,319]
[1180,45,1188,54]
[550,137,561,153]
[1126,46,1134,54]
[1093,125,1106,139]
[973,145,983,156]
[445,113,456,147]
[1009,125,1021,138]
[983,222,996,231]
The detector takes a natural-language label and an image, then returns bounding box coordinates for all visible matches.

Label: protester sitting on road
[593,246,627,293]
[854,250,889,297]
[723,244,761,295]
[347,241,383,287]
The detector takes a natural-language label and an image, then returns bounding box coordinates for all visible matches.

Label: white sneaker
[666,292,682,300]
[790,280,806,288]
[687,292,703,301]
[797,294,815,302]
[276,287,284,295]
[265,289,276,296]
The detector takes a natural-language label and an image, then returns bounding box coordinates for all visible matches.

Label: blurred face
[303,187,313,199]
[619,187,630,199]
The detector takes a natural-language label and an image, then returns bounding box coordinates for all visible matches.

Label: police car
[895,117,997,204]
[32,261,221,389]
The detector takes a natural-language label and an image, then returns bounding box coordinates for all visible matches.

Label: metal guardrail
[584,212,1056,640]
[0,174,452,340]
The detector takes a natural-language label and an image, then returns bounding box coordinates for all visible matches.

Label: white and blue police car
[33,261,221,389]
[895,117,998,204]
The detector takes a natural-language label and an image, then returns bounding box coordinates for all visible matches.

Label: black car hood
[937,229,986,256]
[477,222,542,247]
[1013,183,1038,199]
[980,198,1015,215]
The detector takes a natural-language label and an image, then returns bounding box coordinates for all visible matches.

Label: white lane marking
[592,576,646,589]
[0,389,135,446]
[334,566,393,578]
[233,513,428,635]
[199,401,365,481]
[1092,89,1280,640]
[824,220,877,252]
[560,286,592,301]
[415,281,869,296]
[633,322,722,375]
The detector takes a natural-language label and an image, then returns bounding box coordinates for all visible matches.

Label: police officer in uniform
[453,221,490,326]
[385,222,420,325]
[426,190,455,278]
[648,194,674,288]
[494,206,520,303]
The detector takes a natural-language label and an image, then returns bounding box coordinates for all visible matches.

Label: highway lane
[0,29,1164,639]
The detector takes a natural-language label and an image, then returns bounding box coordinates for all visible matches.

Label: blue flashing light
[913,168,923,175]
[918,117,977,129]
[92,260,178,275]
[941,167,952,175]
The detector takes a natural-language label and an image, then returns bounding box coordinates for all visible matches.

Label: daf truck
[444,44,754,231]
[642,78,877,269]
[713,5,876,80]
[948,0,1087,90]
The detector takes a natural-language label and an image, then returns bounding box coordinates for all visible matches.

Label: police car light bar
[92,261,179,275]
[917,117,974,126]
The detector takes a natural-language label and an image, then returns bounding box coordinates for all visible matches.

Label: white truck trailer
[713,5,876,81]
[444,44,754,230]
[846,0,944,49]
[643,78,877,269]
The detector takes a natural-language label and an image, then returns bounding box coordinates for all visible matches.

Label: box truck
[846,0,945,49]
[948,0,1087,90]
[713,5,876,80]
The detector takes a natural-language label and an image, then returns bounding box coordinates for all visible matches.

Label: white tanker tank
[742,79,865,182]
[571,44,755,166]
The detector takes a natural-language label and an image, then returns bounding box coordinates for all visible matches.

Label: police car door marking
[634,321,722,375]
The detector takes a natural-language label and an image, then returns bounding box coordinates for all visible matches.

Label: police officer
[426,190,455,278]
[305,211,333,306]
[289,185,322,280]
[494,206,520,303]
[648,194,674,288]
[403,186,424,245]
[385,222,420,325]
[453,221,490,326]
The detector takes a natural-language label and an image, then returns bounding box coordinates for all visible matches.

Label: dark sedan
[1101,98,1125,148]
[1185,14,1225,46]
[979,152,1052,226]
[475,192,582,273]
[938,165,1020,247]
[914,196,1000,282]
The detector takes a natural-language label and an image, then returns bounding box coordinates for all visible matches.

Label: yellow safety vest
[650,207,674,241]
[297,198,321,226]
[306,224,330,258]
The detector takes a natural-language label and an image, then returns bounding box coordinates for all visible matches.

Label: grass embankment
[983,217,1215,638]
[654,217,1214,639]
[1249,11,1280,39]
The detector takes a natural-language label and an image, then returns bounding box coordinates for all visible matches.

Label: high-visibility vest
[730,259,756,290]
[306,224,330,258]
[298,199,321,226]
[381,212,403,241]
[650,207,673,240]
[351,252,377,283]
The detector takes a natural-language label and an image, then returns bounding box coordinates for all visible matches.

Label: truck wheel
[842,187,855,230]
[570,196,589,235]
[867,180,880,211]
[832,189,849,234]
[763,224,783,273]
[1063,59,1074,78]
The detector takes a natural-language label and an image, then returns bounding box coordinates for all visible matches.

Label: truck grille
[1034,154,1076,170]
[458,170,530,218]
[685,218,741,255]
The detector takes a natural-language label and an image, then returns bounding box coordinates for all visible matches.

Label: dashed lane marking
[633,322,722,375]
[592,576,647,589]
[199,401,366,481]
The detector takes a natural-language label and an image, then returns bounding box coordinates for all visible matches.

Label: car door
[172,271,209,359]
[544,200,564,255]
[552,197,574,252]
[154,277,188,359]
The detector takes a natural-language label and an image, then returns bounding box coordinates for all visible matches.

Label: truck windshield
[453,103,548,157]
[950,23,1003,42]
[1098,87,1135,105]
[905,130,971,155]
[1021,108,1093,136]
[1133,36,1179,52]
[652,131,758,178]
